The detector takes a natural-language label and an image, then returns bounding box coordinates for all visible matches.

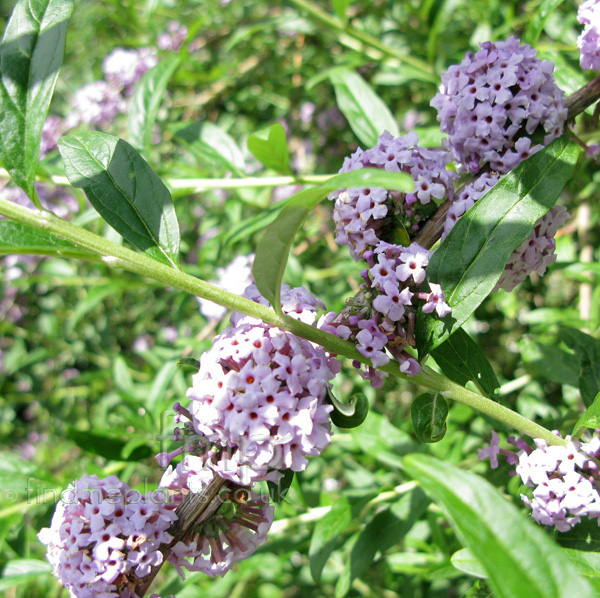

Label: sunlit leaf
[59,131,180,267]
[329,69,399,146]
[0,0,74,204]
[128,55,181,157]
[416,137,579,356]
[403,454,595,598]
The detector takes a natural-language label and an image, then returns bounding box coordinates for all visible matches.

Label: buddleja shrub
[1,0,600,597]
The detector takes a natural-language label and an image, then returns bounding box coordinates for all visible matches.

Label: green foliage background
[0,0,599,596]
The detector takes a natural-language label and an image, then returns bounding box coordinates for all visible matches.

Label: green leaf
[416,136,580,356]
[58,131,180,267]
[66,428,153,462]
[410,393,449,443]
[454,546,600,581]
[147,360,178,413]
[350,411,417,469]
[309,497,353,582]
[557,518,600,551]
[335,489,429,597]
[332,0,352,21]
[573,392,600,437]
[113,355,135,394]
[329,69,399,147]
[523,0,565,46]
[563,548,600,578]
[254,168,412,310]
[267,469,294,504]
[0,220,93,257]
[0,559,52,591]
[0,452,58,493]
[561,328,600,407]
[327,390,369,428]
[0,0,74,205]
[518,336,580,388]
[68,284,122,332]
[403,454,595,598]
[177,357,200,371]
[247,123,292,174]
[431,328,500,398]
[451,548,487,579]
[128,55,180,156]
[174,121,245,175]
[220,197,289,246]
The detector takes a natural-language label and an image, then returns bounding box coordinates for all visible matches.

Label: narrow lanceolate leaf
[410,393,449,443]
[254,168,412,311]
[573,392,600,437]
[174,121,245,175]
[403,454,595,598]
[247,123,292,174]
[561,328,600,407]
[523,0,565,46]
[335,489,429,597]
[0,559,52,591]
[329,70,400,147]
[128,55,181,156]
[0,0,74,204]
[431,328,500,399]
[0,221,93,258]
[416,137,579,356]
[59,131,180,267]
[309,497,353,582]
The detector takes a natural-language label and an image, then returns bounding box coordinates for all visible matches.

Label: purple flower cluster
[431,36,567,173]
[330,131,457,260]
[495,205,569,292]
[320,242,450,386]
[40,116,63,159]
[517,436,600,532]
[38,474,177,598]
[102,47,158,93]
[578,0,600,71]
[479,433,600,532]
[66,81,126,129]
[159,457,274,578]
[326,131,455,386]
[165,285,338,484]
[158,21,188,52]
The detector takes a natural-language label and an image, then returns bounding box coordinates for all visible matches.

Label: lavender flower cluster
[103,47,159,94]
[431,36,567,174]
[327,131,454,385]
[578,0,600,72]
[494,205,569,291]
[330,130,457,260]
[166,284,338,485]
[62,21,186,130]
[480,432,600,532]
[432,37,570,291]
[38,474,177,598]
[158,21,188,52]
